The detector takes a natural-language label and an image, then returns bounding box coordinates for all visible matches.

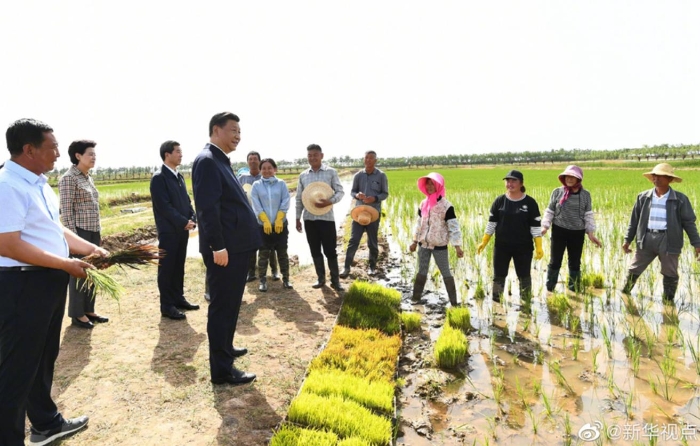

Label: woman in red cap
[541,165,602,292]
[409,172,464,306]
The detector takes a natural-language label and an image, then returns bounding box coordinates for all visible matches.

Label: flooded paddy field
[380,166,700,445]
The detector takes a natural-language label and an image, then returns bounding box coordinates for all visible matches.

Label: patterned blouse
[58,165,101,232]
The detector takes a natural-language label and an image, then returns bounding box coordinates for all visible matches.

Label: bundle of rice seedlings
[80,244,163,304]
[81,268,125,304]
[82,244,164,270]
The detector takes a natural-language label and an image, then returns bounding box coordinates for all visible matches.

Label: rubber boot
[492,276,506,303]
[662,275,679,303]
[412,274,428,303]
[519,276,533,312]
[311,256,326,289]
[444,276,458,306]
[328,256,344,291]
[567,270,581,293]
[622,272,639,295]
[545,267,559,292]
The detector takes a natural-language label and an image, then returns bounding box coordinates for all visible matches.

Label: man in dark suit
[150,140,199,320]
[192,112,261,385]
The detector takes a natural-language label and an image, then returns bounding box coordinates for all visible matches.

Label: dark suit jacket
[192,144,262,255]
[150,165,196,235]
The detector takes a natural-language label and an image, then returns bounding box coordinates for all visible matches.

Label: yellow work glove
[476,234,491,255]
[274,211,285,234]
[534,237,544,260]
[259,212,272,235]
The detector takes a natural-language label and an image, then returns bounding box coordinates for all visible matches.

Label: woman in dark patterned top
[58,140,108,329]
[477,170,543,309]
[541,165,602,292]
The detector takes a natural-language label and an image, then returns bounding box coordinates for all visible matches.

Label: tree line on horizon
[46,142,700,182]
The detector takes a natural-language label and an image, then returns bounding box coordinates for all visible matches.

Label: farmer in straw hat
[541,165,602,293]
[622,163,700,303]
[295,144,345,291]
[340,150,389,278]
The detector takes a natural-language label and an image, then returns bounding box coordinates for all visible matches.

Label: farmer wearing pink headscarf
[541,165,602,292]
[409,172,463,306]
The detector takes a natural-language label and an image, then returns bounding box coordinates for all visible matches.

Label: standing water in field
[380,168,700,446]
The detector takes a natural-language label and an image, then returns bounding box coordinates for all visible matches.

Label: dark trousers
[67,228,100,318]
[203,250,252,380]
[304,220,337,260]
[548,224,585,272]
[158,231,189,311]
[0,269,69,445]
[493,243,533,279]
[247,249,278,276]
[344,218,380,268]
[258,224,290,280]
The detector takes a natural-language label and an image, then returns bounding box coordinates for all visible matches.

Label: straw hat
[643,163,683,183]
[242,183,253,205]
[351,205,380,226]
[301,182,334,215]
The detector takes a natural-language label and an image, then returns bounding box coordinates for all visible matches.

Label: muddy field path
[48,258,347,446]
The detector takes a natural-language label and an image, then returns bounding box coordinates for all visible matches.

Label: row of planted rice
[270,281,403,446]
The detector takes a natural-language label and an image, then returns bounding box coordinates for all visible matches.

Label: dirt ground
[42,235,385,446]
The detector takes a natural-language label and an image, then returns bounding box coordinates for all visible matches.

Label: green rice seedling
[601,324,613,359]
[485,415,497,440]
[434,324,468,368]
[532,378,542,397]
[301,370,394,414]
[563,413,572,437]
[270,424,339,446]
[541,390,559,419]
[684,335,700,375]
[548,360,575,395]
[515,376,528,408]
[592,347,600,374]
[401,312,421,332]
[581,272,605,289]
[625,337,641,377]
[310,326,401,382]
[525,405,539,434]
[287,393,391,445]
[653,343,679,401]
[446,307,472,331]
[474,280,486,301]
[649,374,658,396]
[666,325,678,346]
[338,282,401,335]
[82,268,124,305]
[572,337,581,361]
[643,326,657,359]
[522,317,531,333]
[664,305,680,330]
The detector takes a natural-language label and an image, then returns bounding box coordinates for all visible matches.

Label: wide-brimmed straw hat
[301,182,334,215]
[242,183,253,205]
[643,163,683,183]
[350,205,379,226]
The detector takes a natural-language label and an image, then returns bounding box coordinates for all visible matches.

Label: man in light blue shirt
[0,119,108,446]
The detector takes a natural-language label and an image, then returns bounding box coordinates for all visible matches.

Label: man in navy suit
[150,140,199,320]
[192,112,261,385]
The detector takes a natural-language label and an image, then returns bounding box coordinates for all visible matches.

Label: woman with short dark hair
[59,140,108,329]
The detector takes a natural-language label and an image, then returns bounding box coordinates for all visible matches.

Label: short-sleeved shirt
[295,164,344,222]
[0,160,68,267]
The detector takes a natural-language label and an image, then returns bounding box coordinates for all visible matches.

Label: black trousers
[157,231,189,311]
[258,224,290,279]
[493,243,533,279]
[0,269,69,445]
[68,228,101,319]
[203,250,252,380]
[548,224,585,272]
[345,218,380,268]
[304,220,337,259]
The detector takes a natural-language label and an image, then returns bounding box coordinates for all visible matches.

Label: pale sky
[1,1,698,169]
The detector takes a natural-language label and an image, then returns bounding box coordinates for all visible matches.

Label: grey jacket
[625,187,700,254]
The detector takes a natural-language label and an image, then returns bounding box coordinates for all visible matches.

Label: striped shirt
[647,190,669,230]
[295,164,344,222]
[58,165,101,232]
[542,187,595,232]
